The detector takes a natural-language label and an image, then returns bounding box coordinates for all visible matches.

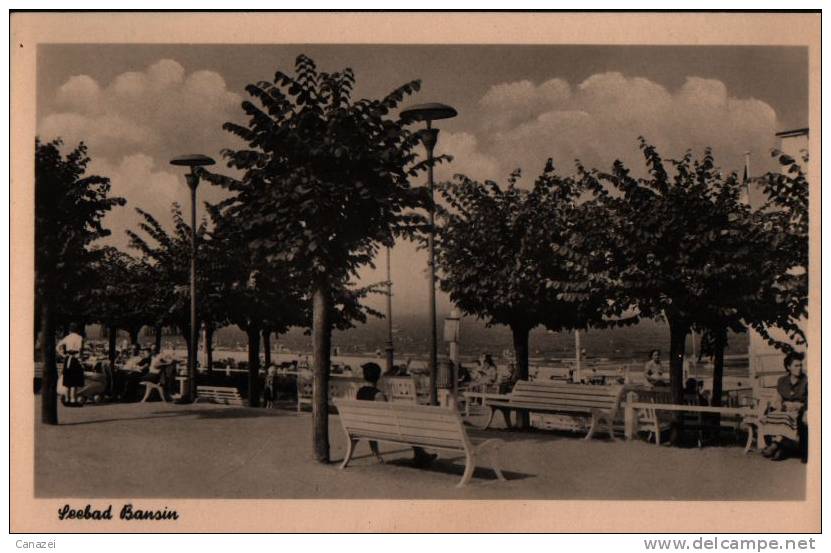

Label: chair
[638,390,673,446]
[742,388,780,453]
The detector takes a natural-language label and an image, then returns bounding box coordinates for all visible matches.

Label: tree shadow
[57,411,190,426]
[191,407,297,419]
[463,424,608,445]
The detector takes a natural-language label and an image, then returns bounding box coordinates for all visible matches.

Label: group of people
[467,353,516,393]
[54,325,181,406]
[640,348,807,461]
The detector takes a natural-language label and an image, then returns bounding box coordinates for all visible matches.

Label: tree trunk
[180,323,191,361]
[107,325,118,398]
[710,327,726,408]
[668,315,690,445]
[107,324,118,370]
[154,324,162,354]
[247,325,261,407]
[312,282,331,463]
[707,326,727,439]
[40,295,59,425]
[262,329,271,367]
[511,323,531,429]
[129,327,140,346]
[205,324,214,376]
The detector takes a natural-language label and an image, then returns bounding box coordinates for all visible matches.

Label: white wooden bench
[334,398,506,488]
[194,386,244,406]
[482,381,624,440]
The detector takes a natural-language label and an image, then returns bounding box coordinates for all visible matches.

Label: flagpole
[743,151,752,205]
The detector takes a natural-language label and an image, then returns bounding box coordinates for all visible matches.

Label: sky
[37,44,808,315]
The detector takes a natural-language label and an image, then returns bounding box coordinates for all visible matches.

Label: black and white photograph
[10,11,820,533]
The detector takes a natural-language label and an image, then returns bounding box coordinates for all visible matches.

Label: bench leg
[743,424,755,454]
[340,438,358,470]
[479,407,497,430]
[585,416,597,440]
[457,451,477,488]
[500,408,513,429]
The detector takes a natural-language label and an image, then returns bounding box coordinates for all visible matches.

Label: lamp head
[170,154,216,168]
[400,102,458,124]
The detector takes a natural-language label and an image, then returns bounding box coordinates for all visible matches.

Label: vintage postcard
[10,11,820,532]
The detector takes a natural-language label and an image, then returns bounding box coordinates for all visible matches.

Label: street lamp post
[170,154,215,403]
[400,102,457,405]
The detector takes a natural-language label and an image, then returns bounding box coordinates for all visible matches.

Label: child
[263,364,278,408]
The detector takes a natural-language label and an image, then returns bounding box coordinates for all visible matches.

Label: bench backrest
[334,399,469,452]
[381,376,418,403]
[510,381,623,414]
[196,386,243,405]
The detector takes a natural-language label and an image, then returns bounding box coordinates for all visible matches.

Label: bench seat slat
[511,390,617,402]
[344,421,463,443]
[341,413,460,433]
[336,400,460,417]
[347,435,467,453]
[339,405,459,423]
[349,430,466,450]
[515,382,621,394]
[491,401,595,414]
[509,398,614,410]
[510,395,616,407]
[512,389,619,398]
[344,418,461,440]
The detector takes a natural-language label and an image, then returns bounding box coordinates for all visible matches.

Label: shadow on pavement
[384,455,534,482]
[57,411,190,426]
[191,406,298,419]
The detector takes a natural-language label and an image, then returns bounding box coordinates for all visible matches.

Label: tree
[205,201,306,407]
[35,138,124,424]
[89,246,147,371]
[435,162,613,427]
[213,55,428,462]
[585,140,808,442]
[746,150,809,351]
[127,204,210,365]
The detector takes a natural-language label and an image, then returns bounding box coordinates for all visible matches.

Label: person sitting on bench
[761,352,807,461]
[356,362,437,468]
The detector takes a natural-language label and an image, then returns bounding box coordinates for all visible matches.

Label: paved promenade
[35,400,805,500]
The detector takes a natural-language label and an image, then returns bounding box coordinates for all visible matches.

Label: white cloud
[55,75,102,114]
[468,72,779,183]
[435,131,500,182]
[38,59,243,163]
[39,59,247,251]
[89,152,233,252]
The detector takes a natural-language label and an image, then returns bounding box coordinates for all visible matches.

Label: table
[462,391,510,416]
[623,394,753,441]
